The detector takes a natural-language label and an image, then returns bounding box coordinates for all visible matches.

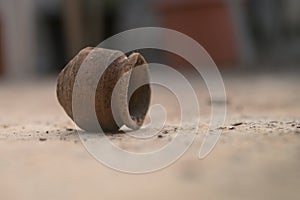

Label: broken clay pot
[57,47,151,132]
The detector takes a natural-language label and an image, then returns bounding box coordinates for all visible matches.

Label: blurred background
[0,2,300,200]
[0,0,300,79]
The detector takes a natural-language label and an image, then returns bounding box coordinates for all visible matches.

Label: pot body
[57,47,151,132]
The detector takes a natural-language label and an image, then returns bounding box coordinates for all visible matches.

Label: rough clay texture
[56,47,151,132]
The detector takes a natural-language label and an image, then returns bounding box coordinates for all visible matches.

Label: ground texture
[0,71,299,200]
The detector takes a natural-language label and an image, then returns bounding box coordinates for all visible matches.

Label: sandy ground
[0,71,300,200]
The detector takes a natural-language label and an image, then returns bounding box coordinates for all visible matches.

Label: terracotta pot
[57,47,151,132]
[158,0,238,67]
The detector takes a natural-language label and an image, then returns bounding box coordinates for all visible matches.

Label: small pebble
[163,130,169,134]
[46,131,49,134]
[231,122,243,127]
[297,126,300,129]
[66,128,74,131]
[228,126,235,130]
[39,138,47,142]
[158,135,163,138]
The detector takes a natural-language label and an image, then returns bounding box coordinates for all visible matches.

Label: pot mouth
[115,53,151,130]
[128,53,151,128]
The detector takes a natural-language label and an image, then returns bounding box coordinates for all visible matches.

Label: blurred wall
[0,0,36,78]
[0,0,300,79]
[246,0,300,64]
[158,0,239,67]
[0,17,3,76]
[0,0,105,79]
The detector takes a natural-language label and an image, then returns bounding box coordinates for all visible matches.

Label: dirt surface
[0,72,300,200]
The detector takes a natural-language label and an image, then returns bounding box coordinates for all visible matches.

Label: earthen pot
[57,47,151,132]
